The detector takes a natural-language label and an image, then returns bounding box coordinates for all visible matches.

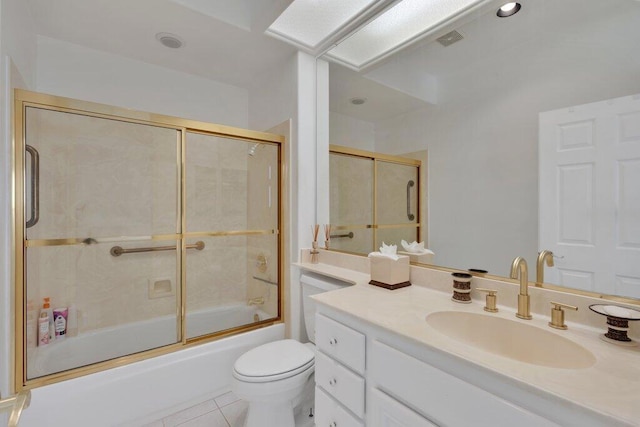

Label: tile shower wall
[185,133,249,315]
[25,107,179,333]
[329,153,374,254]
[26,111,270,335]
[246,144,279,319]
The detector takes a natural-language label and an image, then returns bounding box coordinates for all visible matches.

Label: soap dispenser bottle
[42,297,54,340]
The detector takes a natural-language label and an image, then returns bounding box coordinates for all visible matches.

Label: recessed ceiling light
[350,97,367,105]
[496,2,521,18]
[156,32,184,49]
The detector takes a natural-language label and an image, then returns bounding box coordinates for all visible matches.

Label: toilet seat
[233,339,315,383]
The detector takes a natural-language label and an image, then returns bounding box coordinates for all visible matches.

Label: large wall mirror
[321,0,640,302]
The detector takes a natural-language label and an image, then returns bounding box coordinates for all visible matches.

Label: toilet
[232,273,350,427]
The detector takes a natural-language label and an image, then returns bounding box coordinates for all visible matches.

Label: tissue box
[398,251,434,264]
[369,255,411,290]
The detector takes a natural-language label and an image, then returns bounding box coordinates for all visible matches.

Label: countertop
[296,262,640,426]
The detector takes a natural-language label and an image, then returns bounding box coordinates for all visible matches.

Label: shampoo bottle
[38,311,50,346]
[42,297,54,340]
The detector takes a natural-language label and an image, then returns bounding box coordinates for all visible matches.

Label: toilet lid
[233,339,314,382]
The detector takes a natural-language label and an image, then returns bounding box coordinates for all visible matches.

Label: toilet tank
[300,273,351,343]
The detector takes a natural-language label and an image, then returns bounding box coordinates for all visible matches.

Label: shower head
[248,143,260,157]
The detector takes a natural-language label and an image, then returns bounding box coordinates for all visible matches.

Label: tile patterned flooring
[143,391,248,427]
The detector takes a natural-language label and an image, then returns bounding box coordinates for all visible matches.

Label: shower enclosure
[329,145,421,255]
[14,90,283,389]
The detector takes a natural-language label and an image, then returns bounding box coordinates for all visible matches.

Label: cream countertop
[298,261,640,426]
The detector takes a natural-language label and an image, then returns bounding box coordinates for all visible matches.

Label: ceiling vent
[436,30,464,47]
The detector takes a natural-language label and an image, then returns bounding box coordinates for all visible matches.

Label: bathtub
[21,305,283,426]
[28,303,272,379]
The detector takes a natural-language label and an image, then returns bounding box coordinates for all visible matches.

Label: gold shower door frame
[13,90,285,391]
[329,145,422,254]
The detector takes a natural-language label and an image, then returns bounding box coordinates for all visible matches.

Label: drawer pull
[329,338,338,345]
[329,378,338,386]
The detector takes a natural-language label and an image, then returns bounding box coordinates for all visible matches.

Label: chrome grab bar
[330,232,354,239]
[406,180,415,221]
[0,390,31,427]
[25,145,40,228]
[110,241,205,257]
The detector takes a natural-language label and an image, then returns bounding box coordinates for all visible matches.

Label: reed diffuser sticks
[311,224,320,263]
[323,224,331,249]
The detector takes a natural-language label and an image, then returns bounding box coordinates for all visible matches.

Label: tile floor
[143,391,248,427]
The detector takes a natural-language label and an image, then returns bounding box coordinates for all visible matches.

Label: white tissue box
[370,255,410,286]
[398,251,434,264]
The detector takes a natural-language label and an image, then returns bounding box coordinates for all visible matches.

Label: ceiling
[25,0,640,122]
[25,0,297,89]
[329,0,640,122]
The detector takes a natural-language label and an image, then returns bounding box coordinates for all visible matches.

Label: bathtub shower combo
[14,90,284,389]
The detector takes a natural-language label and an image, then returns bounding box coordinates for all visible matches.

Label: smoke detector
[350,97,367,105]
[156,33,184,49]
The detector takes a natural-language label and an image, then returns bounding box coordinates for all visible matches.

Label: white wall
[0,0,37,405]
[36,36,249,127]
[329,111,375,151]
[375,30,640,278]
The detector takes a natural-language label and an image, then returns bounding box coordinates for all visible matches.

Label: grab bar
[0,390,31,427]
[252,276,278,286]
[406,180,415,221]
[110,241,205,257]
[25,145,40,228]
[330,232,354,239]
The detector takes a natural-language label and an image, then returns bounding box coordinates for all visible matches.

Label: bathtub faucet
[248,297,265,306]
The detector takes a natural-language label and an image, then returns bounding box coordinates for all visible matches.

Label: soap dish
[589,304,640,347]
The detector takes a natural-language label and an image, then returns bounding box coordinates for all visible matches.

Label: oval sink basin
[426,311,596,369]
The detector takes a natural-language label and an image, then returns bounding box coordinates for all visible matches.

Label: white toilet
[232,273,350,427]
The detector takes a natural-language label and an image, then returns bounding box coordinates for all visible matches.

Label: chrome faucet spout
[510,256,532,320]
[536,250,554,285]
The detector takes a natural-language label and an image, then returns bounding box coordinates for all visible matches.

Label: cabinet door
[316,351,365,417]
[316,386,364,427]
[370,388,438,427]
[371,340,560,427]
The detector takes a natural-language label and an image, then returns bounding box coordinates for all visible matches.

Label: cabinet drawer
[315,314,365,374]
[316,351,365,418]
[369,388,439,427]
[316,386,364,427]
[371,340,559,427]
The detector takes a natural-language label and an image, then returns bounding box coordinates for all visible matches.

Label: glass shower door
[329,152,374,254]
[22,106,181,380]
[184,132,280,339]
[375,160,420,250]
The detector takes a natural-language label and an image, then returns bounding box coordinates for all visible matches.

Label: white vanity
[298,258,640,427]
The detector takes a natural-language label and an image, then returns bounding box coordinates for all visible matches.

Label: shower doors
[14,90,283,390]
[329,145,421,255]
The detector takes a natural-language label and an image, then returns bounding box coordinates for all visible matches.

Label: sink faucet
[510,257,532,320]
[536,250,554,285]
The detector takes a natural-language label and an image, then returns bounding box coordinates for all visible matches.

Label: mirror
[329,146,424,255]
[323,0,640,301]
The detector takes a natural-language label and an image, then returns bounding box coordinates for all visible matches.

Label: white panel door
[539,94,640,297]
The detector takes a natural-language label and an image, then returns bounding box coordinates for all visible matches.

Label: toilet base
[240,372,315,427]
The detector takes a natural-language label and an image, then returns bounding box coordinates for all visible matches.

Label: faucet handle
[476,288,498,313]
[549,301,578,330]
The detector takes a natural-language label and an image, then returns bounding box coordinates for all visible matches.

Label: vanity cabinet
[369,388,437,427]
[315,313,366,425]
[370,340,558,427]
[314,307,560,427]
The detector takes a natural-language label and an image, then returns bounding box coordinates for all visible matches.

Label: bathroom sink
[426,311,596,369]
